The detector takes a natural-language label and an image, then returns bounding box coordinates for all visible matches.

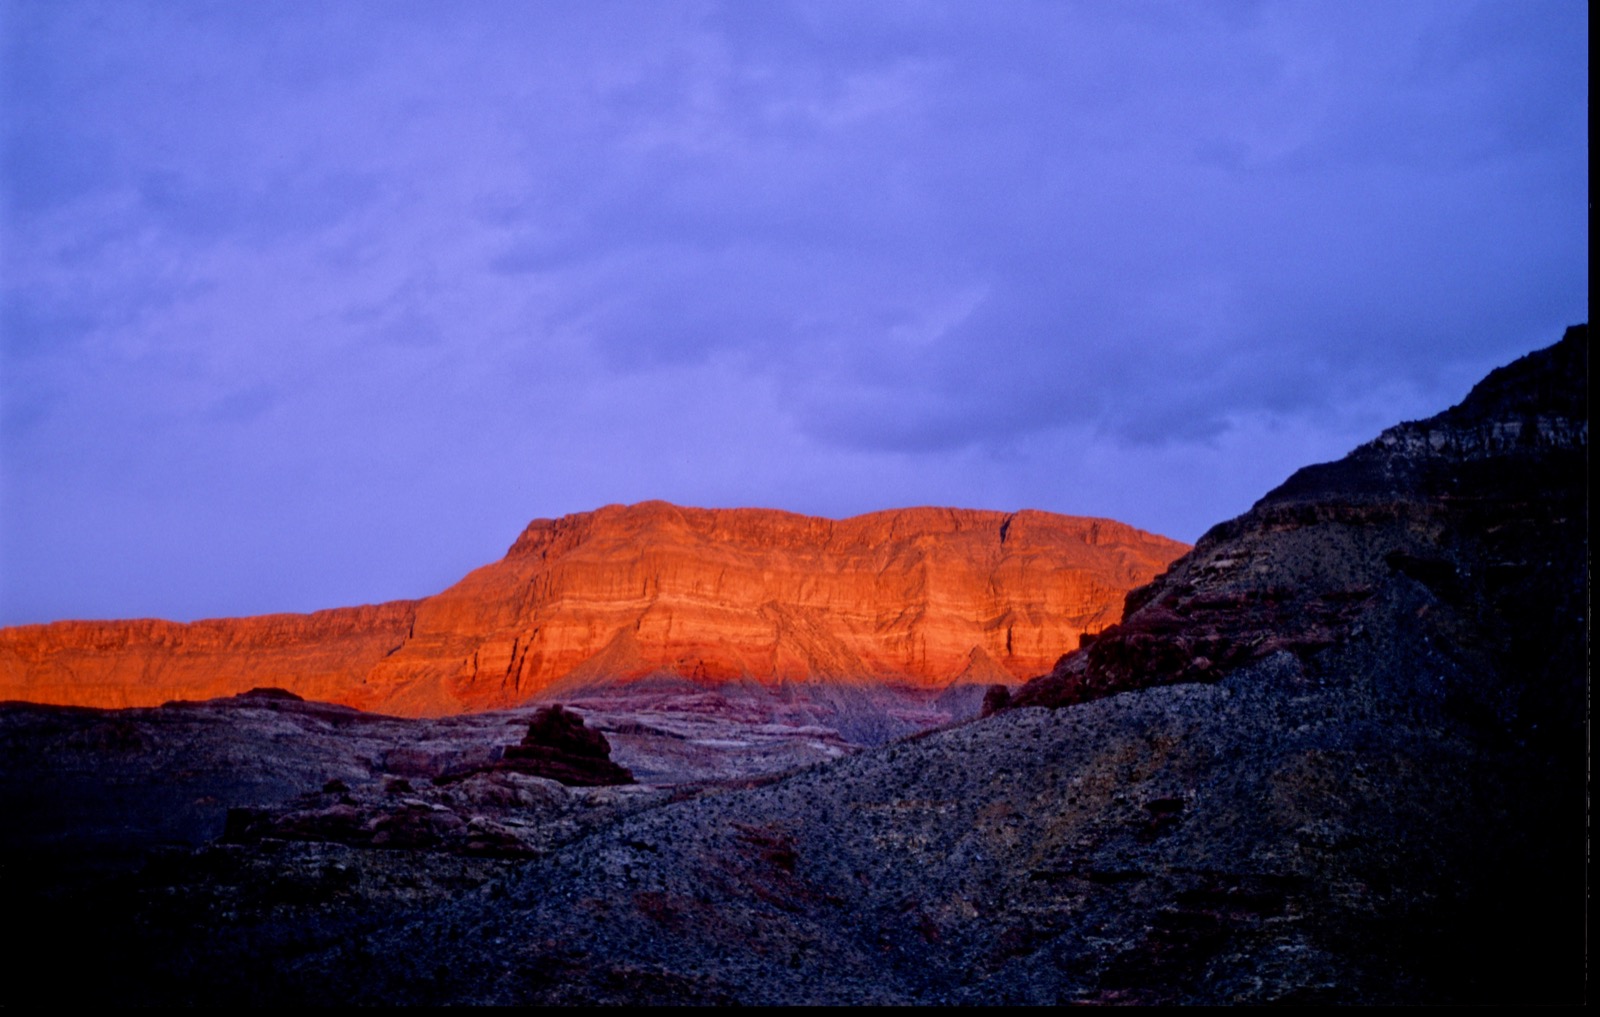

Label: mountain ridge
[1,503,1187,717]
[1014,323,1588,713]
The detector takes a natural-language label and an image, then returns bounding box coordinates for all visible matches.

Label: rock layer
[0,505,1186,717]
[1014,323,1588,718]
[0,603,420,710]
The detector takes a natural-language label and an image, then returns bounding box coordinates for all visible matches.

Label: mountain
[0,504,1186,716]
[2,326,1585,1005]
[1015,323,1588,721]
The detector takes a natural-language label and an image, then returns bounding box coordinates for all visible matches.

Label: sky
[0,0,1588,626]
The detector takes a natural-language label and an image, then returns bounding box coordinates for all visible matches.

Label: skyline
[1,1,1588,625]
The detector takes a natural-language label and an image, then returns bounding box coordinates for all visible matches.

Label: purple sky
[0,1,1588,626]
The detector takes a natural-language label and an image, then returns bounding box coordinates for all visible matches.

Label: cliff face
[0,505,1186,716]
[1015,323,1588,725]
[0,603,419,710]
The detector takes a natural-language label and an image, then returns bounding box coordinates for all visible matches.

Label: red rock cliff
[0,503,1187,716]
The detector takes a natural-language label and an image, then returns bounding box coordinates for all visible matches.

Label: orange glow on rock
[0,503,1187,717]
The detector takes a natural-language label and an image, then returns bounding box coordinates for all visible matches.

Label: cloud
[0,0,1587,623]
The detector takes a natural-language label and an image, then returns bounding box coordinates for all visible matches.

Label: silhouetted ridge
[1015,323,1588,710]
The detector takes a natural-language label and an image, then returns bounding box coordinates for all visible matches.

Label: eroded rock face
[1,506,1186,717]
[1014,324,1588,721]
[0,603,420,711]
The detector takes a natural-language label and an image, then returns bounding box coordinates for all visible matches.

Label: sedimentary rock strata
[1,505,1186,716]
[1014,323,1588,721]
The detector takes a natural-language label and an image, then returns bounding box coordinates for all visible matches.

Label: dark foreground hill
[2,326,1586,1005]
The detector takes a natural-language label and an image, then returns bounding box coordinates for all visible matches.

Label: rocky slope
[1013,324,1588,726]
[0,505,1185,716]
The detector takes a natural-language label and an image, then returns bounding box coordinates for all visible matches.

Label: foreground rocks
[226,704,641,858]
[0,684,889,873]
[0,505,1185,715]
[466,703,635,787]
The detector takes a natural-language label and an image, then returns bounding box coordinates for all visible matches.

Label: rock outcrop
[479,704,634,787]
[1014,323,1588,723]
[1,506,1186,716]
